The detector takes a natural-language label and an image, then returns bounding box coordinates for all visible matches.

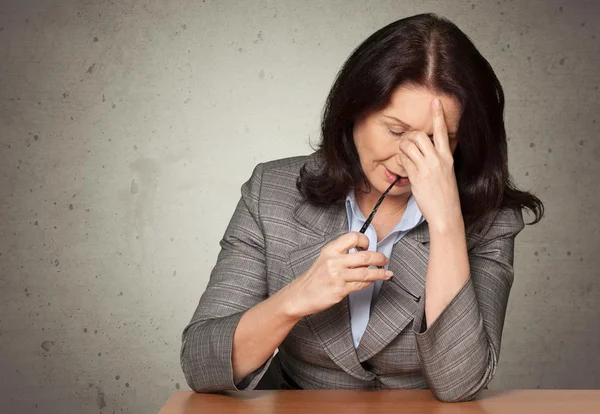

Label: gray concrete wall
[1,0,598,412]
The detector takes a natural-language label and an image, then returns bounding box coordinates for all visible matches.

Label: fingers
[344,266,393,283]
[342,249,389,269]
[397,147,417,178]
[432,98,451,155]
[410,133,437,158]
[328,231,370,254]
[398,135,426,169]
[344,281,374,292]
[396,99,450,176]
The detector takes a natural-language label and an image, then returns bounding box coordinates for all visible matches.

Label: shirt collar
[345,189,424,239]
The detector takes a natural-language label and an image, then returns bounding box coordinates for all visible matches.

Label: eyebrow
[383,115,457,136]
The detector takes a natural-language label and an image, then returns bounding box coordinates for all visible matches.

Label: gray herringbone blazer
[180,152,525,402]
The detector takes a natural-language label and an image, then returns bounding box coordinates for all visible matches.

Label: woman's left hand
[396,98,463,233]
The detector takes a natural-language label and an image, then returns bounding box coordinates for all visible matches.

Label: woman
[180,13,543,402]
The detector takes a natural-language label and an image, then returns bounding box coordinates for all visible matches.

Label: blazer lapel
[356,221,431,362]
[287,198,376,382]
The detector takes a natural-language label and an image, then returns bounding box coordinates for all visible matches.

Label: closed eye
[388,129,406,137]
[388,129,437,143]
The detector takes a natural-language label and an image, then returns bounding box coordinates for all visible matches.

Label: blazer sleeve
[412,207,525,402]
[180,163,275,392]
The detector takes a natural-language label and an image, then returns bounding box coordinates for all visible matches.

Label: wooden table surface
[158,389,600,413]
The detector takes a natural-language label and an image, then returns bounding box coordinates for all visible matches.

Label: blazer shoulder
[244,154,311,188]
[256,152,319,189]
[261,153,317,177]
[242,153,317,207]
[467,207,525,249]
[488,206,525,232]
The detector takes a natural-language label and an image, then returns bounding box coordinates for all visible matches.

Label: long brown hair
[297,13,544,229]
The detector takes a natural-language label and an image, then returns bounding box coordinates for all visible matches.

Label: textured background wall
[1,0,598,412]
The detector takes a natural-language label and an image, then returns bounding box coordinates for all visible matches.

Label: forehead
[384,84,462,132]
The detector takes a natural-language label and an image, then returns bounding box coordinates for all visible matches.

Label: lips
[384,167,409,185]
[384,167,405,178]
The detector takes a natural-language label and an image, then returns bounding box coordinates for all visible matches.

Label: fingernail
[433,98,441,108]
[385,270,394,277]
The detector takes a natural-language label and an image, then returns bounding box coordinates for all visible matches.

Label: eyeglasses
[355,175,400,268]
[354,175,420,302]
[358,176,400,235]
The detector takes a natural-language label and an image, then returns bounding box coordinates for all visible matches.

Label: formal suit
[180,152,525,402]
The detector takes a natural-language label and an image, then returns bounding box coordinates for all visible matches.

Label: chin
[386,185,411,197]
[363,177,411,196]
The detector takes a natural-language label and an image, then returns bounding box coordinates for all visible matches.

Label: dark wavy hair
[296,13,544,229]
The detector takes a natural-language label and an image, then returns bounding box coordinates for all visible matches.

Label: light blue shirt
[345,190,424,348]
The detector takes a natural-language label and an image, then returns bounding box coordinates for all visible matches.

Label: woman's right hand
[282,232,392,319]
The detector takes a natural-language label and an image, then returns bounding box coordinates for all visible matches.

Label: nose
[394,157,408,176]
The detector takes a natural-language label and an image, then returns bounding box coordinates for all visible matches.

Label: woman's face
[352,84,462,198]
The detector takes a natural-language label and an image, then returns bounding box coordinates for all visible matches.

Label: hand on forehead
[383,85,461,140]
